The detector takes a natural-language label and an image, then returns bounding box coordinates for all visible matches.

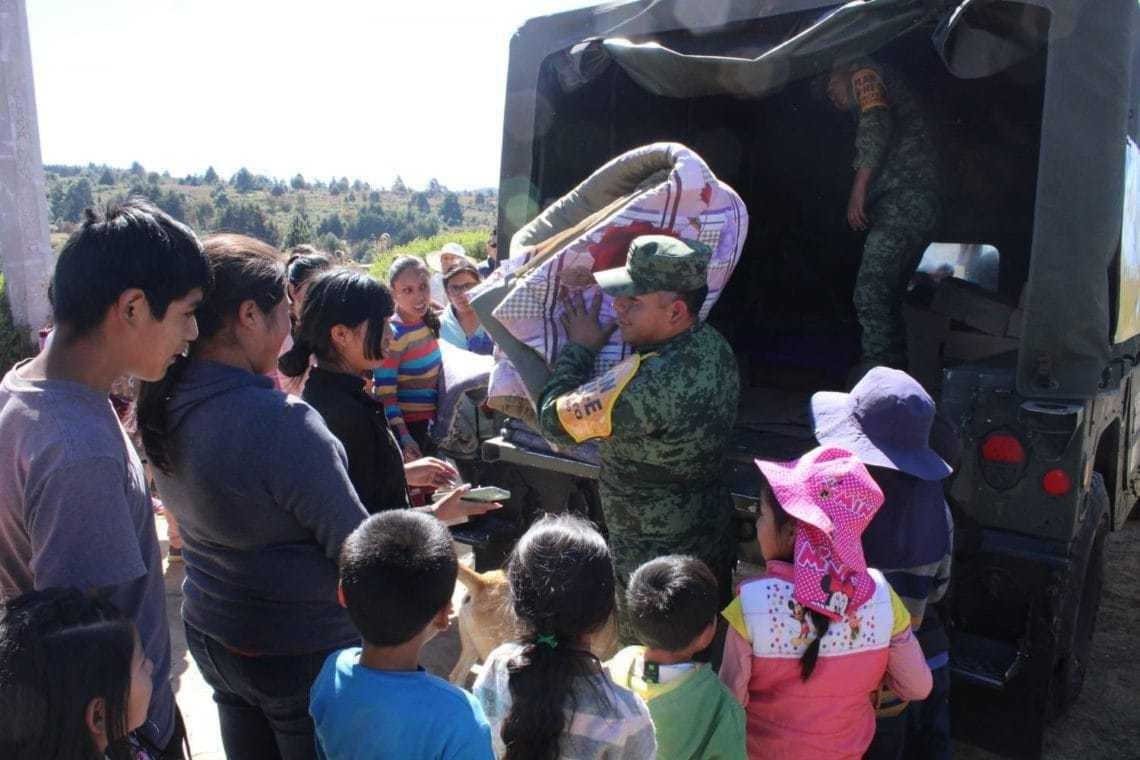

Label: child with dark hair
[719,447,931,759]
[283,269,493,520]
[0,198,209,756]
[473,515,656,760]
[374,256,443,460]
[309,510,493,759]
[811,367,956,759]
[0,588,157,760]
[607,556,746,759]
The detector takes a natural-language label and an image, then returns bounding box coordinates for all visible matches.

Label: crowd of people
[0,198,954,760]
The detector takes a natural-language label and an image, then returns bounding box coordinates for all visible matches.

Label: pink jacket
[719,561,931,760]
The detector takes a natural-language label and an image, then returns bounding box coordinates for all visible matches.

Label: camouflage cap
[594,235,710,297]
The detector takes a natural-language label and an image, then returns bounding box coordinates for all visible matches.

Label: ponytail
[758,470,834,681]
[799,609,832,681]
[277,338,314,378]
[424,307,441,338]
[137,356,192,475]
[502,642,599,760]
[500,516,615,760]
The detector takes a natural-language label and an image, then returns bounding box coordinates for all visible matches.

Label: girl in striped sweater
[375,256,442,460]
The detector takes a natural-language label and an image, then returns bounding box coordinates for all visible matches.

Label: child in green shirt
[607,556,747,760]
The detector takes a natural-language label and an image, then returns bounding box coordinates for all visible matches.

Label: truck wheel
[1048,473,1109,718]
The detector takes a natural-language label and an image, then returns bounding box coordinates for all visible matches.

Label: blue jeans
[184,623,339,760]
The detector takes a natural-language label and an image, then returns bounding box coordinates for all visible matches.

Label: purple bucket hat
[810,367,952,481]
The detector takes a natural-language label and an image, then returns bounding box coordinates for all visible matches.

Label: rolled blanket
[471,142,748,426]
[434,342,494,457]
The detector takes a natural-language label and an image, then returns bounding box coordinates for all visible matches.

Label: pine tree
[283,213,314,249]
[440,192,464,226]
[232,167,256,193]
[62,179,94,223]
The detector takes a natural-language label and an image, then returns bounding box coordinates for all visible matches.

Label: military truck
[446,0,1140,756]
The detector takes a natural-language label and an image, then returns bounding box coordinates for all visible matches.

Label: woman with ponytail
[472,515,656,760]
[272,247,334,396]
[718,447,931,759]
[281,269,498,519]
[136,235,373,760]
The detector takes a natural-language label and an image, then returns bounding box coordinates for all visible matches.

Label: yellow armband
[852,67,889,113]
[555,354,644,443]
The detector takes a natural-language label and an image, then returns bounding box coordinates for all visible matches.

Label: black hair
[138,234,286,474]
[49,198,211,337]
[0,588,136,760]
[338,510,457,646]
[757,472,831,681]
[285,247,333,289]
[278,269,394,378]
[678,284,708,321]
[502,515,615,760]
[442,263,481,287]
[387,255,440,336]
[627,555,718,652]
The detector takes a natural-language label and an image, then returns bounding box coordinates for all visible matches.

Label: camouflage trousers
[854,189,940,367]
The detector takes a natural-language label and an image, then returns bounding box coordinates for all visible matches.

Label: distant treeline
[43,163,497,263]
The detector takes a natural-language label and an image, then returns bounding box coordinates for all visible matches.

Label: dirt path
[163,518,1140,759]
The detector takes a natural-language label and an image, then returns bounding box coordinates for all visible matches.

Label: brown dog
[449,562,619,685]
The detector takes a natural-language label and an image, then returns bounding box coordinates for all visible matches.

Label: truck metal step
[951,633,1025,689]
[449,515,523,548]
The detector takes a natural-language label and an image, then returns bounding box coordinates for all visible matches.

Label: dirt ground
[163,518,1140,759]
[953,519,1140,760]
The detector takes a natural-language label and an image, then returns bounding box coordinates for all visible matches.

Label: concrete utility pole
[0,0,54,335]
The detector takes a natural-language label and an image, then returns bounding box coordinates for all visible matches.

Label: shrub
[368,228,490,280]
[0,274,37,375]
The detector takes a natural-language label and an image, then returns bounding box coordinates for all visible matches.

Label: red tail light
[981,433,1027,464]
[979,431,1028,490]
[1042,469,1072,496]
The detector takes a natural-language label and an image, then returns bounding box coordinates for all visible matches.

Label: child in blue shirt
[310,510,494,760]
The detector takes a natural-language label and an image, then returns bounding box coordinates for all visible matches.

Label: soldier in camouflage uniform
[536,235,740,638]
[825,58,940,369]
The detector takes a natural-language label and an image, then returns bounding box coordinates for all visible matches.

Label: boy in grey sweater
[0,199,210,756]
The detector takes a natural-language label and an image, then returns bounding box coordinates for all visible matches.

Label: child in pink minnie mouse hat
[718,446,932,760]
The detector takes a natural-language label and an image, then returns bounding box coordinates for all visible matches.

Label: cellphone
[464,486,511,502]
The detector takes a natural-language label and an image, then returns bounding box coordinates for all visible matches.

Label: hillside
[43,163,497,264]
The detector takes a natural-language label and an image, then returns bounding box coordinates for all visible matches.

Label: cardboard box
[931,279,1017,336]
[944,330,1019,362]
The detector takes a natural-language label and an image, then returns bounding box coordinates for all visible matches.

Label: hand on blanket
[405,457,460,489]
[561,290,617,352]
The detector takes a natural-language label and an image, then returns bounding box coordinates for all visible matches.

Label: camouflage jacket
[847,61,939,203]
[537,323,740,574]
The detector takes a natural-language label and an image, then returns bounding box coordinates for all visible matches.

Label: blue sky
[26,0,595,190]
